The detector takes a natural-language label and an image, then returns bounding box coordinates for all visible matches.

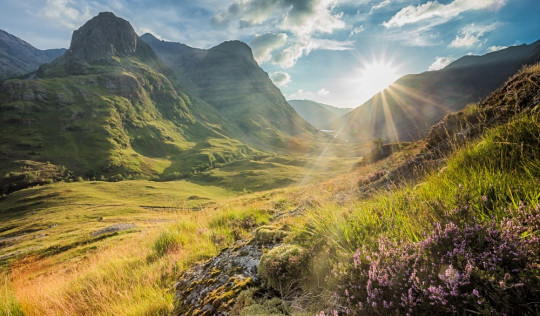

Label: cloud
[349,25,365,37]
[485,45,508,53]
[428,56,455,71]
[370,0,392,14]
[318,88,330,96]
[272,37,353,68]
[39,0,93,29]
[270,71,292,87]
[213,0,348,68]
[250,33,288,64]
[383,0,506,28]
[213,0,346,36]
[449,23,499,48]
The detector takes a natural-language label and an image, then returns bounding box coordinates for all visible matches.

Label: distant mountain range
[330,39,540,142]
[288,100,352,130]
[1,11,539,194]
[141,33,317,148]
[0,30,65,80]
[0,12,318,193]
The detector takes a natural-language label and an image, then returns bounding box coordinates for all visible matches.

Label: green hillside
[141,34,320,151]
[0,13,263,194]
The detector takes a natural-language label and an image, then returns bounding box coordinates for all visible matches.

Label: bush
[339,203,540,315]
[258,244,309,294]
[153,229,184,257]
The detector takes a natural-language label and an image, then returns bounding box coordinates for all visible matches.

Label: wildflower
[482,195,488,202]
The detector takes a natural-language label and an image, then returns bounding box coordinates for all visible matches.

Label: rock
[173,237,280,316]
[90,223,137,237]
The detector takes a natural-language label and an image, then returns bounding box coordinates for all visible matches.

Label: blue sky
[1,0,539,108]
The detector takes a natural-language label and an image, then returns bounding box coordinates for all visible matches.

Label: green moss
[258,244,308,294]
[254,226,289,245]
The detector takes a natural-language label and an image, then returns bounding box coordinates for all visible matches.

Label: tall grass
[0,273,23,316]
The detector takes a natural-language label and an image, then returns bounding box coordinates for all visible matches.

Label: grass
[0,143,362,315]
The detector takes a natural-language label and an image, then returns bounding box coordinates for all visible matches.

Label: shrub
[258,244,309,294]
[340,203,540,315]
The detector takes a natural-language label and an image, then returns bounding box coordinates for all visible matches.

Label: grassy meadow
[0,146,362,315]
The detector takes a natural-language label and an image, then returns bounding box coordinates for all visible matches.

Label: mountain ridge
[141,33,320,150]
[288,99,352,130]
[0,29,66,80]
[0,12,263,194]
[329,39,540,142]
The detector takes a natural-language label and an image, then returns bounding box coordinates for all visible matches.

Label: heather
[340,203,540,315]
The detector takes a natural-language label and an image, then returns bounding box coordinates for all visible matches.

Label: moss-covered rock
[258,244,308,294]
[253,225,289,245]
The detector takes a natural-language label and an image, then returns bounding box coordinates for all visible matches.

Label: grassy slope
[0,55,263,193]
[0,141,360,315]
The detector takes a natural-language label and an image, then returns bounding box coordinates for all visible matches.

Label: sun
[358,60,400,99]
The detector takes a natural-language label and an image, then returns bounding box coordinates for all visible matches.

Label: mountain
[330,39,540,142]
[0,29,66,80]
[288,99,352,130]
[141,33,319,150]
[0,12,258,194]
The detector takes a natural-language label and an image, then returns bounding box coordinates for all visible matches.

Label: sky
[0,0,539,108]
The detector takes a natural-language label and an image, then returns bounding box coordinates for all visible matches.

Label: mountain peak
[67,12,153,63]
[211,40,253,59]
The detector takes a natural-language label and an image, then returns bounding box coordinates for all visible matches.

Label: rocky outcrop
[68,12,155,63]
[173,226,288,315]
[38,12,158,76]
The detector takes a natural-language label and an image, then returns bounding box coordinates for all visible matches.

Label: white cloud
[349,25,365,37]
[272,37,353,68]
[370,0,392,14]
[40,0,93,29]
[383,0,506,28]
[250,33,288,64]
[449,23,499,48]
[485,45,508,53]
[213,0,346,36]
[213,0,348,68]
[270,71,291,87]
[428,56,455,71]
[318,88,330,96]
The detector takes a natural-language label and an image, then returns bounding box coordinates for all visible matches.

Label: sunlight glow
[359,61,400,99]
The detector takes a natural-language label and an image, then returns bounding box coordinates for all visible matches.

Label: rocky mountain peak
[67,12,153,63]
[210,40,254,60]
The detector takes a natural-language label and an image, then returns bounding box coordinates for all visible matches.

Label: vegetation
[0,17,538,315]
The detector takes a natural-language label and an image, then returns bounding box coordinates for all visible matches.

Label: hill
[288,99,352,130]
[141,33,319,150]
[0,29,65,80]
[0,12,260,194]
[330,39,540,142]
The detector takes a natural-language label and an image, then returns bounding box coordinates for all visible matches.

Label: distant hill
[0,29,66,80]
[288,99,352,130]
[329,39,540,142]
[141,33,318,150]
[0,12,259,194]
